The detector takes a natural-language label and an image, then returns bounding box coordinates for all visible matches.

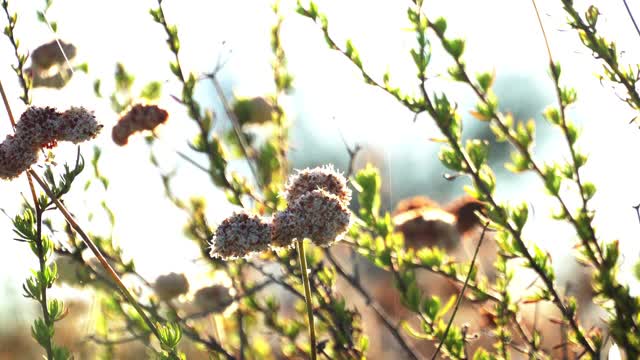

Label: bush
[1,0,639,358]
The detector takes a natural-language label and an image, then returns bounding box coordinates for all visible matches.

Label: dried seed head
[270,210,302,249]
[30,40,77,70]
[154,272,190,300]
[1,106,101,181]
[209,212,272,260]
[284,165,351,205]
[193,285,233,313]
[112,104,168,146]
[56,107,103,143]
[0,135,38,180]
[15,106,62,147]
[288,189,351,247]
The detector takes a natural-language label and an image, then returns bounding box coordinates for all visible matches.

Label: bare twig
[623,0,640,40]
[431,222,489,360]
[324,249,420,360]
[28,170,163,343]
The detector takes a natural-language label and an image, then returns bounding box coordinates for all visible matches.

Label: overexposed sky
[1,0,640,325]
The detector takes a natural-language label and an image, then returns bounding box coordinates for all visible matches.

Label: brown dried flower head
[288,189,351,247]
[284,165,351,205]
[154,272,190,300]
[193,285,234,313]
[15,106,62,148]
[56,107,102,144]
[209,212,271,260]
[112,104,168,146]
[1,106,102,180]
[0,135,39,180]
[270,210,303,249]
[30,40,77,71]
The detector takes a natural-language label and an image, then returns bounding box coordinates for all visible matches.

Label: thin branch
[28,170,163,343]
[623,0,640,40]
[324,249,421,360]
[207,74,262,188]
[431,222,489,360]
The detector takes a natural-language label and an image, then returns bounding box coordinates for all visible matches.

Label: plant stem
[1,79,54,359]
[431,222,489,360]
[296,239,316,360]
[33,205,54,359]
[28,170,163,343]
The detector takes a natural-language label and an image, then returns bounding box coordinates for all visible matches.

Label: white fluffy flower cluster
[209,165,352,260]
[275,165,352,248]
[209,212,272,260]
[284,165,352,205]
[0,106,102,180]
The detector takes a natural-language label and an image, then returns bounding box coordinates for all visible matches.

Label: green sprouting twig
[150,0,245,206]
[295,2,588,356]
[561,0,640,117]
[1,77,58,358]
[2,0,31,104]
[296,240,317,360]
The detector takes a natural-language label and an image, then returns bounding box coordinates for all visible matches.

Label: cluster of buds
[209,165,352,260]
[0,106,102,180]
[112,104,168,146]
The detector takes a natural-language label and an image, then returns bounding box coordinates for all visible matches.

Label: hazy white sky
[1,0,640,324]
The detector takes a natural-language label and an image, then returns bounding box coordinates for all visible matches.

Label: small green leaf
[140,81,162,101]
[586,5,599,28]
[582,182,596,201]
[443,38,465,59]
[430,17,447,35]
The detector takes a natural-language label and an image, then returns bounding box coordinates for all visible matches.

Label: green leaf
[566,122,579,145]
[158,322,183,351]
[439,146,464,171]
[430,17,447,35]
[582,182,596,201]
[586,5,599,28]
[140,81,163,101]
[114,62,135,92]
[543,164,561,195]
[476,71,495,92]
[421,296,441,320]
[443,38,465,59]
[511,202,529,231]
[466,139,489,168]
[543,107,560,125]
[354,165,381,223]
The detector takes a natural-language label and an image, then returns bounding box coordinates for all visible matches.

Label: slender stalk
[33,205,54,359]
[431,222,489,360]
[1,79,54,358]
[0,79,16,127]
[28,170,163,343]
[296,239,317,360]
[622,0,640,40]
[324,249,420,360]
